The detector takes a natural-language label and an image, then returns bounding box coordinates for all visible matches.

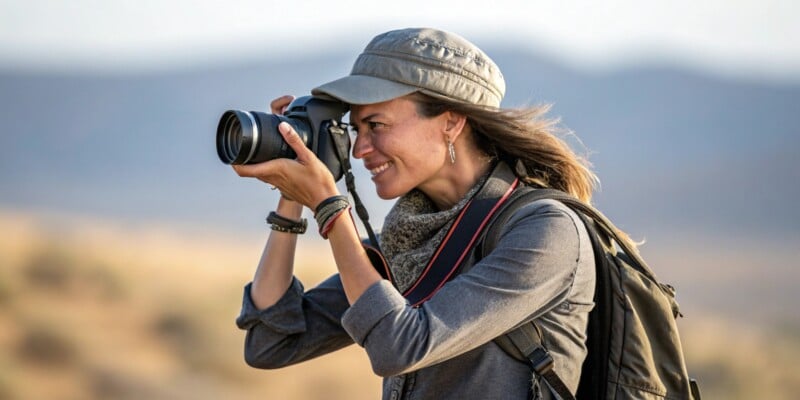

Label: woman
[233,28,598,400]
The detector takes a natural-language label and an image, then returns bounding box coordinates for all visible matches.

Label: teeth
[370,162,391,176]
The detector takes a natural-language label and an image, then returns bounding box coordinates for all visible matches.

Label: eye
[368,121,386,131]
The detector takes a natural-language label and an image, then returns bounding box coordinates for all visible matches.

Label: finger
[232,164,256,178]
[278,122,315,161]
[270,95,295,115]
[232,162,278,179]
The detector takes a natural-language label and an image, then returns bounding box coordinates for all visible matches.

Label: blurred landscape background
[1,1,799,399]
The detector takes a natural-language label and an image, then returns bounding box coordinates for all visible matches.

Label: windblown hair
[411,93,598,203]
[411,93,641,251]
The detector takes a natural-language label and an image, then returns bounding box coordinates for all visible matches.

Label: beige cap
[312,28,505,107]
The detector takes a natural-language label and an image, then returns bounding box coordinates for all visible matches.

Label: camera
[216,96,350,180]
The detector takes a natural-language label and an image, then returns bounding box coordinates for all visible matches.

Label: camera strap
[328,121,381,251]
[401,167,519,306]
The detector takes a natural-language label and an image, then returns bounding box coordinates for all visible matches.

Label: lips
[368,161,392,177]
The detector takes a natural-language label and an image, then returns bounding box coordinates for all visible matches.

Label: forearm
[250,197,304,309]
[325,209,382,305]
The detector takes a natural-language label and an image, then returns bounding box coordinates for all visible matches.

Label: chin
[374,183,407,200]
[376,189,401,200]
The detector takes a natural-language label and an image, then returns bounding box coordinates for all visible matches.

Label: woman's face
[349,96,451,200]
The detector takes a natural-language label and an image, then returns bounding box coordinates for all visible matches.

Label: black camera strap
[327,121,381,251]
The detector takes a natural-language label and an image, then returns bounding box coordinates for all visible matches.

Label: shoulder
[487,191,592,261]
[501,197,582,236]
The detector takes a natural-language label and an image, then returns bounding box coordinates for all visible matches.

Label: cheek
[413,135,446,164]
[393,139,441,170]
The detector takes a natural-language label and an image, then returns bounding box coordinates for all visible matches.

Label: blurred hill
[1,46,798,326]
[1,209,798,399]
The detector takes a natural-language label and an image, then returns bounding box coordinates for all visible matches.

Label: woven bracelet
[314,195,350,239]
[266,211,307,234]
[319,206,351,239]
[315,195,349,214]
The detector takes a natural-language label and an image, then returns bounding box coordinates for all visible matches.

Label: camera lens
[216,110,311,165]
[217,110,259,165]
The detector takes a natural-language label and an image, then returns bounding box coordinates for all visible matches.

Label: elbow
[243,351,266,369]
[243,337,293,370]
[370,359,404,378]
[362,327,432,377]
[368,353,419,377]
[244,347,291,370]
[243,347,278,369]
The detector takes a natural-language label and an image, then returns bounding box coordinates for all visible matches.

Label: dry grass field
[1,208,798,399]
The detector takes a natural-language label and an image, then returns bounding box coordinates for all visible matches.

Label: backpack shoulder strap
[495,321,577,400]
[481,187,658,282]
[482,187,612,400]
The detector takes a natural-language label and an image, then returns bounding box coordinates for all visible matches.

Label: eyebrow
[349,112,383,125]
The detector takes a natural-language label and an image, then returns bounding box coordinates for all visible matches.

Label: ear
[441,111,468,142]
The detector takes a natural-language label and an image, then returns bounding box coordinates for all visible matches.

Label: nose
[352,132,373,159]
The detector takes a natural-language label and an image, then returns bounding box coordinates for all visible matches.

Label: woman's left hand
[232,121,340,210]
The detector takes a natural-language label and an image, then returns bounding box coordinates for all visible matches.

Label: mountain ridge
[1,47,798,236]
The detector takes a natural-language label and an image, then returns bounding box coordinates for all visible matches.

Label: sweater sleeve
[236,274,355,369]
[340,200,590,377]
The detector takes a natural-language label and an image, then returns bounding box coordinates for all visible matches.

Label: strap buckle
[527,347,554,375]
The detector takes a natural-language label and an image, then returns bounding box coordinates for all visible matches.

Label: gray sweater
[236,198,595,400]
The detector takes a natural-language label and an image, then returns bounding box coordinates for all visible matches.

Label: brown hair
[411,93,641,251]
[411,93,597,203]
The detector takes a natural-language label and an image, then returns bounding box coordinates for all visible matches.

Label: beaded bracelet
[314,195,350,239]
[266,211,307,234]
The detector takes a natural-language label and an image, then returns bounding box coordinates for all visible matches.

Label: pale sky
[1,0,798,82]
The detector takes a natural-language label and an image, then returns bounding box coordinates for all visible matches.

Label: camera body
[217,96,350,180]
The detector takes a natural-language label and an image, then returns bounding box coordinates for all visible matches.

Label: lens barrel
[216,110,309,165]
[217,110,256,164]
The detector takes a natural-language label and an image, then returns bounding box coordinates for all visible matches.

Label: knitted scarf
[379,174,488,293]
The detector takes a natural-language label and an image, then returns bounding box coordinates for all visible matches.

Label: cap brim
[312,75,419,105]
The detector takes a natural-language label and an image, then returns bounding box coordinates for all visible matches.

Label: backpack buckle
[527,347,554,375]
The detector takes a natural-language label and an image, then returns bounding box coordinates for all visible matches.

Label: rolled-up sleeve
[236,274,355,369]
[236,279,307,334]
[341,280,407,345]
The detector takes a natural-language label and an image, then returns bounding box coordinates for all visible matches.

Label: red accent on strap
[405,178,520,306]
[364,243,392,281]
[401,199,472,297]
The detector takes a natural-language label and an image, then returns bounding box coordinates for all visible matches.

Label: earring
[447,139,456,164]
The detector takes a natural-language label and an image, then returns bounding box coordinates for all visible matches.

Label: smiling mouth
[369,161,392,177]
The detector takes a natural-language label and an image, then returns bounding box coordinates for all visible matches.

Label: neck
[420,155,494,211]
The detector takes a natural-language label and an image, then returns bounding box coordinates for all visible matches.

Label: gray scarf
[380,175,488,292]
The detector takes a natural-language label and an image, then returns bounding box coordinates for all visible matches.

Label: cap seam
[362,49,493,79]
[410,38,489,67]
[373,32,490,66]
[354,54,502,101]
[358,51,500,96]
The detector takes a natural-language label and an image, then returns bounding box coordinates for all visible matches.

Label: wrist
[276,197,303,220]
[314,195,351,239]
[267,211,307,234]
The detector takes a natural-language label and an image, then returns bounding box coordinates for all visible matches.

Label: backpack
[479,186,702,400]
[359,161,701,400]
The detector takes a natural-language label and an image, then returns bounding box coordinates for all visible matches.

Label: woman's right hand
[232,94,341,211]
